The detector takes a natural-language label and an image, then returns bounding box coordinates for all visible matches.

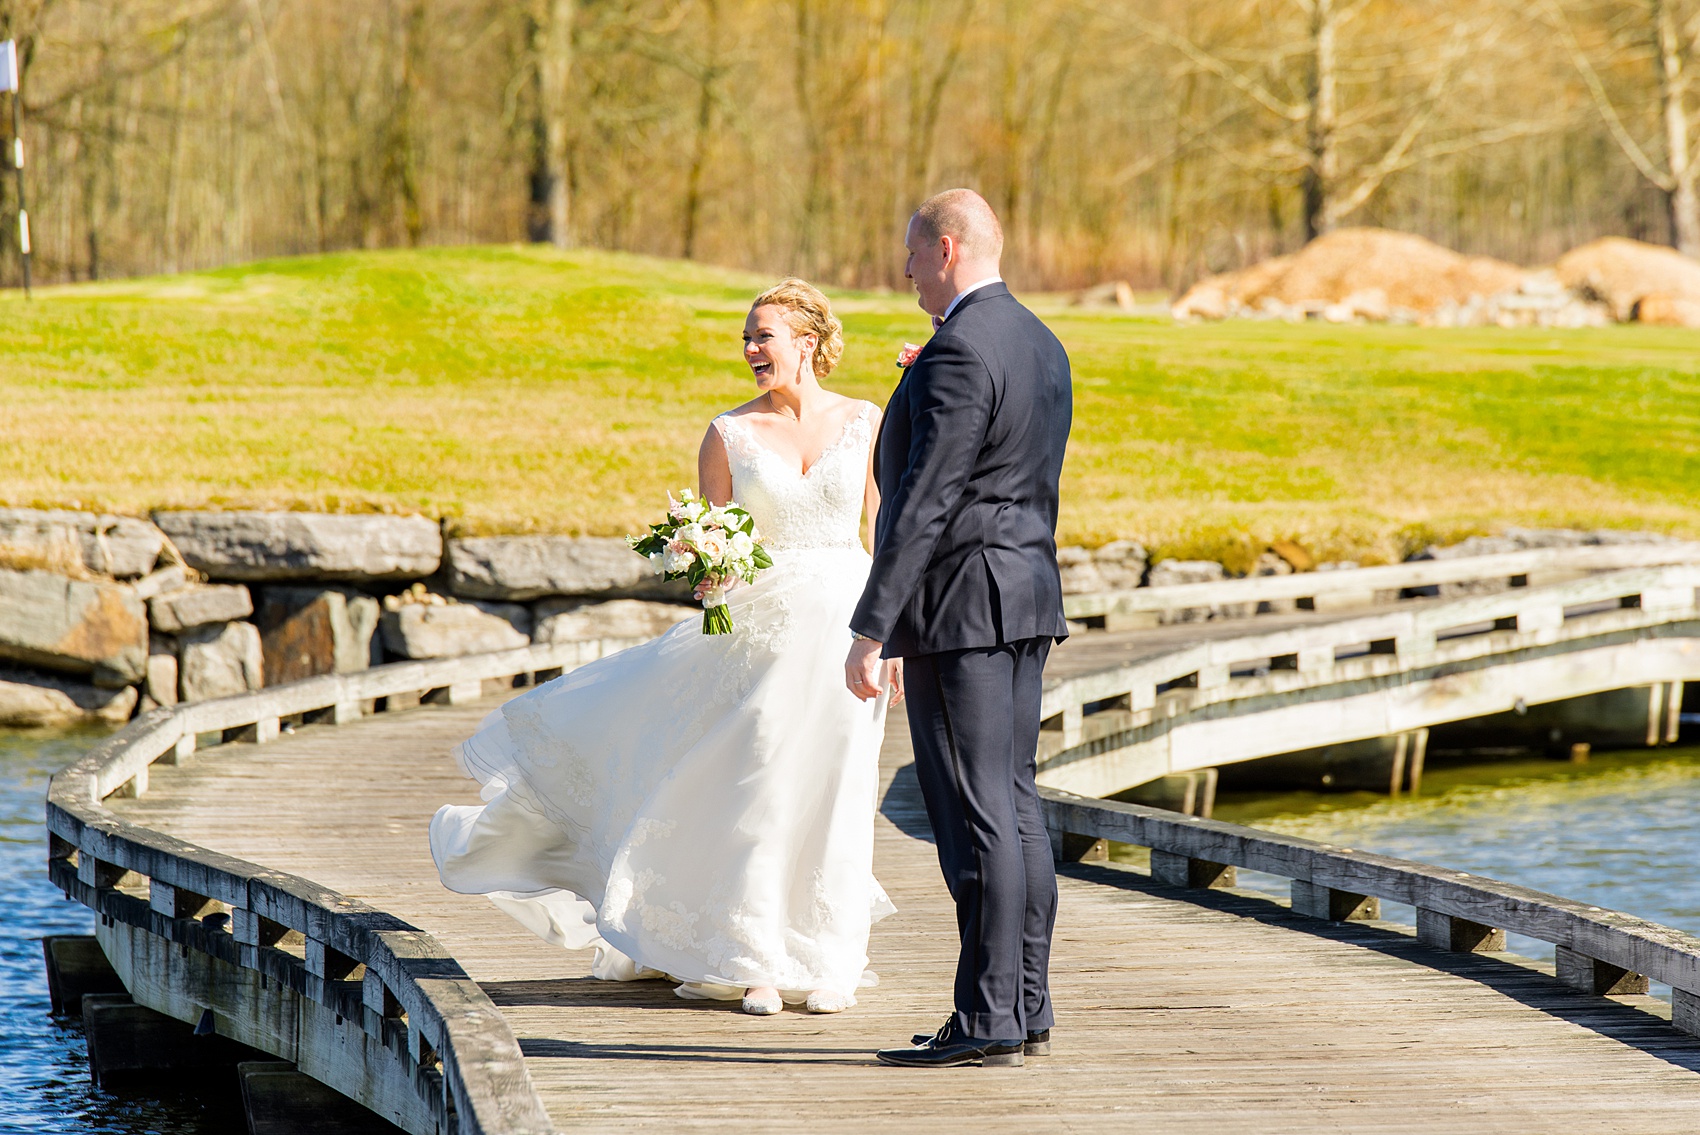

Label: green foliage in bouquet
[629,489,773,634]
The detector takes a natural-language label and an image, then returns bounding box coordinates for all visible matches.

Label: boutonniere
[896,342,922,369]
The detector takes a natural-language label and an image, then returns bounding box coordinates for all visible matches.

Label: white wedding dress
[429,401,893,1002]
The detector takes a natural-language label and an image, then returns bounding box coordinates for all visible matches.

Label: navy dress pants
[903,637,1057,1041]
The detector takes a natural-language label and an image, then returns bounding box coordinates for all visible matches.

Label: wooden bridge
[43,549,1700,1133]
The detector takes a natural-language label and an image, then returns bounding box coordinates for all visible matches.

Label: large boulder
[178,621,264,702]
[1173,228,1524,320]
[151,511,442,583]
[147,584,254,633]
[532,598,694,642]
[254,587,381,684]
[446,535,688,602]
[0,508,163,579]
[1056,541,1149,594]
[0,671,138,727]
[379,600,530,660]
[1556,237,1700,324]
[1146,559,1230,625]
[145,644,179,708]
[1146,559,1227,588]
[0,569,148,686]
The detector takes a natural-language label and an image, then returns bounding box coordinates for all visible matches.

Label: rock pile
[1555,238,1700,327]
[1171,228,1693,328]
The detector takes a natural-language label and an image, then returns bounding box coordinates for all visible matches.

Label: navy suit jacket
[851,283,1073,658]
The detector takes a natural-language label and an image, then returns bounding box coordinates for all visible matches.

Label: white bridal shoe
[742,989,784,1016]
[805,990,855,1014]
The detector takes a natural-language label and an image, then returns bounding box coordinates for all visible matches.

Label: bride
[429,278,901,1016]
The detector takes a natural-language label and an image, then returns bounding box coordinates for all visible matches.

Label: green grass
[3,244,1700,566]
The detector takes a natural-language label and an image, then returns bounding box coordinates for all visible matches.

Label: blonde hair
[752,278,844,377]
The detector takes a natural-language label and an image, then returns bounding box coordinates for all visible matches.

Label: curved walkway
[108,687,1700,1133]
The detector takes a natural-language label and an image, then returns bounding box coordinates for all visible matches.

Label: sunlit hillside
[4,245,1700,566]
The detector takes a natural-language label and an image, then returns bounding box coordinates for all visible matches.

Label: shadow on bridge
[1064,860,1700,1077]
[514,1037,871,1065]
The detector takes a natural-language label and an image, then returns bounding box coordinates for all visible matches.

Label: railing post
[1673,989,1700,1037]
[1059,705,1083,748]
[1415,910,1505,953]
[1048,828,1106,863]
[1150,848,1236,889]
[162,731,196,766]
[1554,946,1648,995]
[1291,880,1379,922]
[149,880,216,922]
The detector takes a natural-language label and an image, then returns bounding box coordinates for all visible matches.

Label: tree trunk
[534,0,576,249]
[163,43,189,274]
[392,0,426,247]
[1655,0,1699,255]
[681,0,721,260]
[1301,0,1339,243]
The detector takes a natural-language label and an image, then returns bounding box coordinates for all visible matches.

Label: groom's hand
[845,637,885,702]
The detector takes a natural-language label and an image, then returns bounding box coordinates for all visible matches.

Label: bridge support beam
[1554,945,1649,996]
[42,934,126,1015]
[1119,768,1218,817]
[1291,880,1379,922]
[239,1060,403,1134]
[1415,910,1505,953]
[82,992,262,1091]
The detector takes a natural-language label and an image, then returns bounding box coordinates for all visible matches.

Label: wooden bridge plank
[111,691,1700,1133]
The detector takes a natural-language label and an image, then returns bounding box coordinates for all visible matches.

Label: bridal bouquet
[628,490,772,635]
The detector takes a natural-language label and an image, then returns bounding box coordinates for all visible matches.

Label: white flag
[0,41,16,94]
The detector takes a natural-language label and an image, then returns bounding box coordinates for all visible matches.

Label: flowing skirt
[428,546,893,1000]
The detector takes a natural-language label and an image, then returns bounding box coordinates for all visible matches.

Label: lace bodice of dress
[713,402,874,552]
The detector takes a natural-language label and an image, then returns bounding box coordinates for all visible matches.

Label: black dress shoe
[877,1032,1025,1068]
[911,1022,1051,1056]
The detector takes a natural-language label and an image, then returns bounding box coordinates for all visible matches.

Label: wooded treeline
[0,0,1697,291]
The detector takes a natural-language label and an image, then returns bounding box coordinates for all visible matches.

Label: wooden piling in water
[41,935,125,1015]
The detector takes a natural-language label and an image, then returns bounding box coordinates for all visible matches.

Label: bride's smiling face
[742,304,816,391]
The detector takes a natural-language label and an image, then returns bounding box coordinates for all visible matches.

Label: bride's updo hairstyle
[752,278,844,378]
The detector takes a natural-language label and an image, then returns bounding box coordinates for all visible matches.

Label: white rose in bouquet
[662,542,696,574]
[696,530,729,561]
[729,531,755,559]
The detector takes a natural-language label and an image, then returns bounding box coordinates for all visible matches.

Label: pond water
[1207,743,1700,977]
[0,728,221,1134]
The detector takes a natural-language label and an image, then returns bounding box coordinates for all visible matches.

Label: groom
[846,189,1072,1069]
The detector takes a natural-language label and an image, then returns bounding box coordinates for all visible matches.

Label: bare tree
[1106,0,1538,242]
[1544,0,1700,254]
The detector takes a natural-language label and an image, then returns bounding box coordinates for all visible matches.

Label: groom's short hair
[912,189,1004,263]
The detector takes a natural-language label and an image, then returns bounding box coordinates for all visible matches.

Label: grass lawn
[3,244,1699,568]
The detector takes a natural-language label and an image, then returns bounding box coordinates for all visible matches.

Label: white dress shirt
[940,276,1004,324]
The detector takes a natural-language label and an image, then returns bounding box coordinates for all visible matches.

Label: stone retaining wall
[0,506,1678,727]
[0,508,702,727]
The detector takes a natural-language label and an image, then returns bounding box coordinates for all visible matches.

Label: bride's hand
[884,658,905,706]
[693,574,736,601]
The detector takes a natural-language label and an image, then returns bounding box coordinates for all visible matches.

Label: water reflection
[0,728,220,1134]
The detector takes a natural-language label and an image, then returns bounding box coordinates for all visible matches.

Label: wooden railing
[1040,564,1700,758]
[45,636,643,1135]
[1039,788,1700,1035]
[1062,542,1700,622]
